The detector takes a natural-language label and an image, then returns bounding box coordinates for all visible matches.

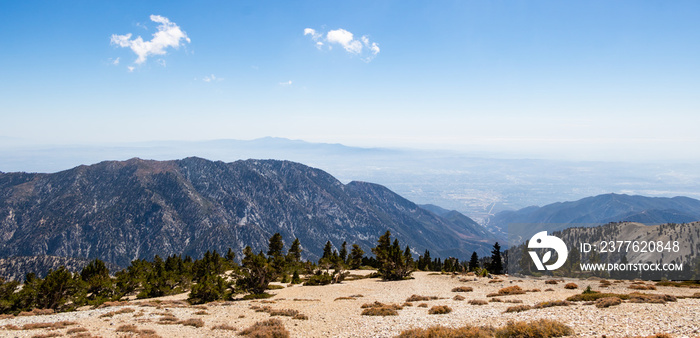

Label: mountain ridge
[0,157,496,268]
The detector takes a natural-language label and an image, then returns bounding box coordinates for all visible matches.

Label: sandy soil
[1,271,699,337]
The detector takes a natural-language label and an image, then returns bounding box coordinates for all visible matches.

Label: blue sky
[1,1,699,161]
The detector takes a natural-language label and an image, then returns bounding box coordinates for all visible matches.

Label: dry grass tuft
[67,327,89,334]
[498,319,573,337]
[293,313,309,320]
[545,279,559,285]
[564,283,578,289]
[629,284,657,290]
[240,319,290,338]
[628,293,676,304]
[116,324,140,333]
[212,324,237,331]
[29,333,61,338]
[334,297,354,301]
[504,304,532,313]
[397,325,494,338]
[469,299,488,305]
[534,300,571,309]
[361,301,403,316]
[194,310,209,315]
[22,321,76,330]
[97,301,129,308]
[527,288,541,292]
[453,295,465,301]
[99,307,136,318]
[595,297,622,308]
[179,318,205,328]
[544,288,554,292]
[487,285,525,297]
[488,279,503,283]
[428,305,453,314]
[406,294,439,302]
[417,303,428,308]
[452,286,474,292]
[18,308,54,316]
[397,319,572,338]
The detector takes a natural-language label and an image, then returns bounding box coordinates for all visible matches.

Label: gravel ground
[1,271,699,337]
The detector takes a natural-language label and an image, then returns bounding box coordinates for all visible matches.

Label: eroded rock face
[0,157,495,268]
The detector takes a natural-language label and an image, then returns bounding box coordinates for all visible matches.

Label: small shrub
[361,301,402,316]
[628,293,676,304]
[240,319,289,338]
[453,295,465,301]
[403,302,414,307]
[212,324,237,331]
[179,318,205,328]
[488,279,503,283]
[116,324,139,333]
[487,285,525,297]
[22,321,76,330]
[527,288,541,292]
[335,297,354,301]
[242,293,274,300]
[545,279,558,285]
[489,298,502,302]
[99,307,136,318]
[534,300,571,308]
[67,327,89,334]
[292,313,309,320]
[268,309,300,317]
[504,305,532,313]
[595,297,622,308]
[428,305,453,314]
[452,286,474,292]
[496,319,573,337]
[417,303,428,308]
[629,284,656,290]
[406,294,438,302]
[544,288,554,292]
[564,283,578,289]
[362,307,398,316]
[18,308,55,316]
[397,325,495,337]
[469,299,488,305]
[267,284,284,290]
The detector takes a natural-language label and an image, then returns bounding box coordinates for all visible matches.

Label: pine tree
[489,242,503,275]
[339,241,348,263]
[469,252,479,271]
[288,238,302,262]
[372,231,414,280]
[267,233,285,258]
[238,246,275,295]
[349,244,364,269]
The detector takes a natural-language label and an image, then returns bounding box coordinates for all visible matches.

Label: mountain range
[487,193,700,244]
[0,157,497,269]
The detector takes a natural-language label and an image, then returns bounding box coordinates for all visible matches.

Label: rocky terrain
[0,158,497,269]
[1,271,699,337]
[0,255,121,281]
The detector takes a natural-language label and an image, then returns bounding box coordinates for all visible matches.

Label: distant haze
[2,138,699,224]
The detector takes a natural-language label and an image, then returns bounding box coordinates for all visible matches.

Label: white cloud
[111,15,190,66]
[203,74,222,82]
[279,80,292,86]
[127,66,135,72]
[304,27,379,62]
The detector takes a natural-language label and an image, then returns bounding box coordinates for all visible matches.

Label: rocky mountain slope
[0,255,122,281]
[487,193,700,244]
[0,158,497,268]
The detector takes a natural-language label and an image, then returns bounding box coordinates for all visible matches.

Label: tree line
[0,231,505,314]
